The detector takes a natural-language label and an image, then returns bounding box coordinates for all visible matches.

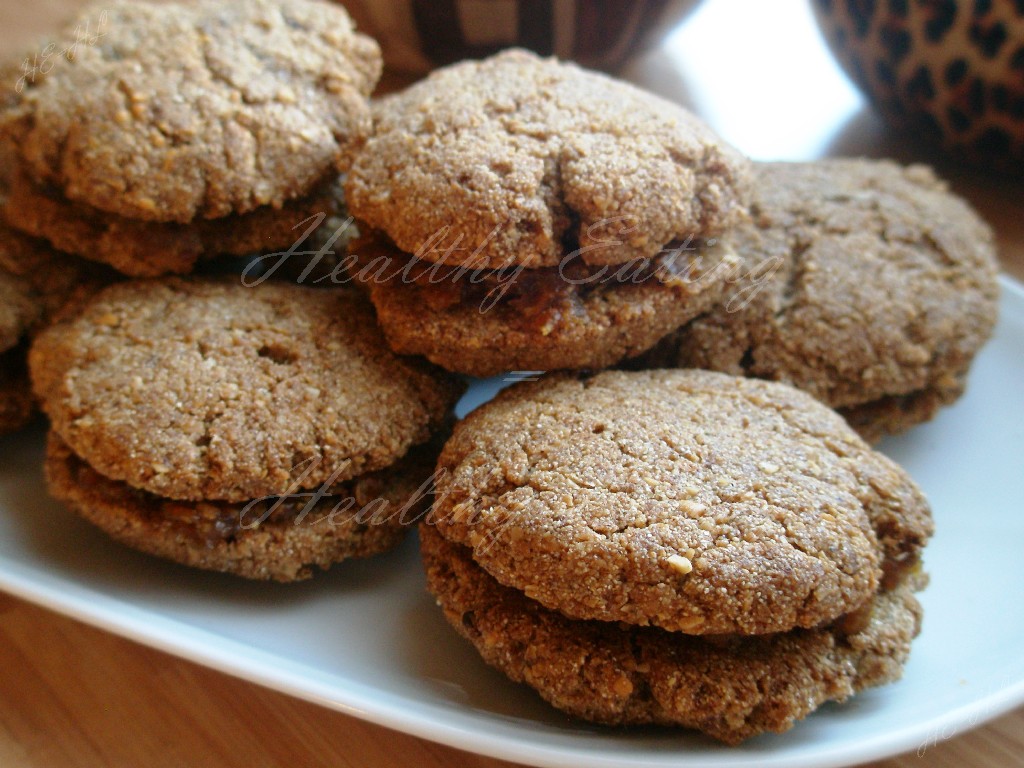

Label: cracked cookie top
[1,0,380,224]
[29,278,463,502]
[430,369,932,635]
[650,160,1000,411]
[345,49,751,269]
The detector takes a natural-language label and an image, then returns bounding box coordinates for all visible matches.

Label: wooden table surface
[1,2,1023,767]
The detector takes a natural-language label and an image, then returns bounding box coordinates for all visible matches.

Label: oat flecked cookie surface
[30,279,463,502]
[431,369,932,635]
[420,525,926,744]
[639,160,1000,440]
[1,0,380,223]
[345,49,750,269]
[350,233,741,377]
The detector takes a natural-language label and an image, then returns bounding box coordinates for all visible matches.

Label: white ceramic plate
[1,279,1023,768]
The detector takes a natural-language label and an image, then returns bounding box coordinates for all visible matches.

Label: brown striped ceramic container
[339,0,700,73]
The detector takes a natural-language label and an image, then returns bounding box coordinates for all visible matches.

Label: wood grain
[0,2,1021,767]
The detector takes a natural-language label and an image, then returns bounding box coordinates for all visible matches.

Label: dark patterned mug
[339,0,700,73]
[813,0,1024,170]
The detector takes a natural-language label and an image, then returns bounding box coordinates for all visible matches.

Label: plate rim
[1,275,1022,768]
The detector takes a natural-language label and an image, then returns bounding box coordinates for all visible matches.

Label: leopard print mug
[813,0,1024,170]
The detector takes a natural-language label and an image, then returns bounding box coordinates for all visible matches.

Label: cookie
[0,221,117,323]
[839,375,967,445]
[640,351,970,445]
[345,49,750,270]
[350,232,741,377]
[0,221,115,434]
[0,217,44,353]
[420,525,925,744]
[3,164,347,277]
[30,278,463,502]
[431,369,932,635]
[638,160,1000,437]
[2,0,380,223]
[0,268,37,353]
[47,431,437,581]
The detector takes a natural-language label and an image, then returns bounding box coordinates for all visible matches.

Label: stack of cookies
[333,49,997,740]
[30,279,463,581]
[344,49,750,376]
[423,369,933,743]
[0,0,470,581]
[341,49,999,442]
[1,0,379,277]
[0,0,385,437]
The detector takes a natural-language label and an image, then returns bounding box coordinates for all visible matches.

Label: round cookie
[640,160,1000,436]
[0,221,115,434]
[2,0,380,223]
[30,279,463,502]
[47,432,437,581]
[3,165,347,277]
[345,49,750,270]
[351,233,741,377]
[421,525,926,744]
[431,369,932,635]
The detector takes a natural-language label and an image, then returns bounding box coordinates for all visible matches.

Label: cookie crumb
[679,499,706,516]
[667,554,693,575]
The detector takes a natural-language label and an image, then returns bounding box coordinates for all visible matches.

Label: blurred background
[344,1,1022,163]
